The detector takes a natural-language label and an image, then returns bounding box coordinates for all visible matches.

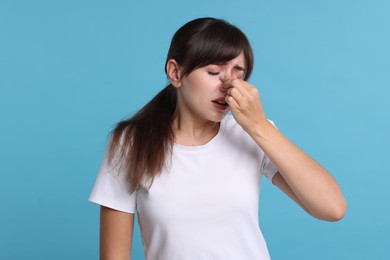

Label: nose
[218,70,238,93]
[219,70,232,79]
[219,76,228,94]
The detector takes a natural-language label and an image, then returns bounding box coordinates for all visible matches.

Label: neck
[172,110,220,146]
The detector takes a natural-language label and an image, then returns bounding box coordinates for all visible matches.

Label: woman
[89,17,347,260]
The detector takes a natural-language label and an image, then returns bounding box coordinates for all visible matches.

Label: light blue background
[1,0,389,259]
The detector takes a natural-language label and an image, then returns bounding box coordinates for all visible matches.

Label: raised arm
[221,76,347,221]
[100,206,135,260]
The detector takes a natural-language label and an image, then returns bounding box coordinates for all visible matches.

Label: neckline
[173,117,227,151]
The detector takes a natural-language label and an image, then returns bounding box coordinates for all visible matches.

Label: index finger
[220,76,249,94]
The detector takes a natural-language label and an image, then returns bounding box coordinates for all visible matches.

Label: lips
[212,97,229,110]
[212,97,228,106]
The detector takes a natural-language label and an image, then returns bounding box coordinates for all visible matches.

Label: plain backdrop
[1,0,389,259]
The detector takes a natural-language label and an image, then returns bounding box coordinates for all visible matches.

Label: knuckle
[232,78,240,84]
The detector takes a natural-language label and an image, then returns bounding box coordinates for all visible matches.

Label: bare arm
[271,171,344,221]
[252,122,346,221]
[100,206,135,260]
[222,76,347,221]
[271,171,311,214]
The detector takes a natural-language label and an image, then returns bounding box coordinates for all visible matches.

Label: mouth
[212,97,229,109]
[213,100,228,105]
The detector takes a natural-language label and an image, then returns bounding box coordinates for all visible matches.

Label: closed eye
[236,72,245,79]
[208,72,220,76]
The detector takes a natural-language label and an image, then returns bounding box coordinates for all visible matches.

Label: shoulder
[222,114,241,131]
[223,114,277,131]
[220,115,254,146]
[221,115,277,155]
[222,114,276,134]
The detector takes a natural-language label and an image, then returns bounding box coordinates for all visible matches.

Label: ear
[166,59,182,88]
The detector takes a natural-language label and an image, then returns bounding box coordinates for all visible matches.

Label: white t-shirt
[89,115,278,260]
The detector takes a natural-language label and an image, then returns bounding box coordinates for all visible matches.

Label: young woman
[89,17,347,260]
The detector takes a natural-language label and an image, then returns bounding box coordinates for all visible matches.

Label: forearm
[250,121,347,221]
[220,76,346,220]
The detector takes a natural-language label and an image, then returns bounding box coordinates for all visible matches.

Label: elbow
[321,198,348,222]
[327,207,347,222]
[308,196,347,222]
[334,200,348,221]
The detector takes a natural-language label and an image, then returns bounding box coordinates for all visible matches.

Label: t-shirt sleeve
[260,119,279,181]
[88,150,137,214]
[261,153,278,181]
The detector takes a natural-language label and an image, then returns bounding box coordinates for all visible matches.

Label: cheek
[184,74,221,95]
[201,76,223,90]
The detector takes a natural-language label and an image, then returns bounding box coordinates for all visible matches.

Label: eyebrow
[213,62,246,71]
[234,65,246,71]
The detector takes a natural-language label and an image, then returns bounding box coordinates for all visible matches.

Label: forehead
[230,51,245,64]
[209,51,246,68]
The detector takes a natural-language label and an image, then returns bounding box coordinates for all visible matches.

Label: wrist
[248,119,277,142]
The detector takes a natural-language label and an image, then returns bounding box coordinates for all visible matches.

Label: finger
[223,76,262,103]
[219,76,233,92]
[221,76,250,97]
[220,75,241,87]
[225,94,239,111]
[221,76,251,107]
[224,75,256,94]
[226,86,245,104]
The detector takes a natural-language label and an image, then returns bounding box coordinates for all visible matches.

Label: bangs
[167,18,254,80]
[187,29,245,69]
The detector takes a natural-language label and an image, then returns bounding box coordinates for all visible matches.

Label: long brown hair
[107,17,254,193]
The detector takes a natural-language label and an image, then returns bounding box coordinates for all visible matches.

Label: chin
[208,112,228,123]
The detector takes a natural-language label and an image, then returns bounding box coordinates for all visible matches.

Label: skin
[168,53,246,145]
[100,52,347,259]
[100,206,134,260]
[221,75,347,221]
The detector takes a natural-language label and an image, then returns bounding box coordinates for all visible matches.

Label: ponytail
[107,85,176,193]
